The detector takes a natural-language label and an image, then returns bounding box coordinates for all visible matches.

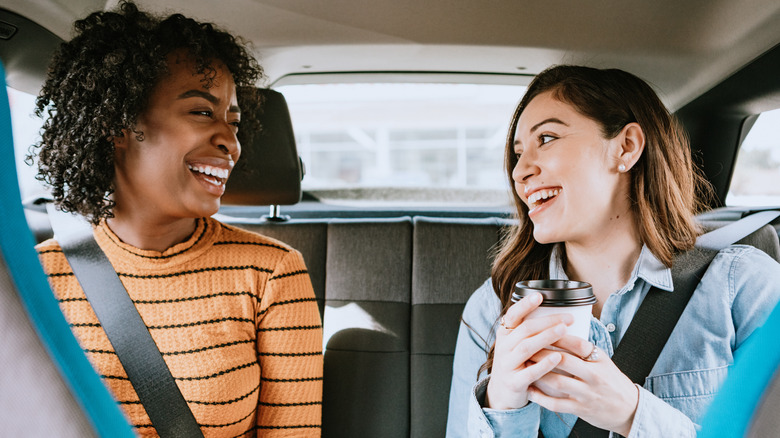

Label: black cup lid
[512,280,596,306]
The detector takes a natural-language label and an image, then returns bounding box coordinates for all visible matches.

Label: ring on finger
[583,344,600,362]
[500,315,512,330]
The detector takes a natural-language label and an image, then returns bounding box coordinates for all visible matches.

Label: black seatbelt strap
[567,210,780,437]
[47,204,204,438]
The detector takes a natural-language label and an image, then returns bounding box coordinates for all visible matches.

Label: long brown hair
[482,65,712,373]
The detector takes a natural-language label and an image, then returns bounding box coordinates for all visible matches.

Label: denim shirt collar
[548,243,674,293]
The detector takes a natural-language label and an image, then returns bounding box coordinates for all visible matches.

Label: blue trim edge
[0,63,134,437]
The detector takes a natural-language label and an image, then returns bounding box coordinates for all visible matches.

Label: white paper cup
[512,280,595,341]
[512,280,595,394]
[523,304,592,340]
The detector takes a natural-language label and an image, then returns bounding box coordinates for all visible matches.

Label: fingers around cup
[509,314,573,340]
[551,334,593,359]
[503,322,570,364]
[501,292,543,330]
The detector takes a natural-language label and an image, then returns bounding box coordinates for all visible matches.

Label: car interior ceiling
[2,2,780,437]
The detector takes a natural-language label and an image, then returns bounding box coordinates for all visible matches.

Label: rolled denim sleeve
[447,280,501,438]
[626,385,696,438]
[469,378,542,438]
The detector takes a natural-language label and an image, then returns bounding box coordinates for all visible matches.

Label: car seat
[0,61,134,437]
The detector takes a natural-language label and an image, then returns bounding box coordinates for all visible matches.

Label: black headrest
[222,88,304,206]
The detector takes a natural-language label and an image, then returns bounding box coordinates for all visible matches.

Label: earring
[618,163,627,172]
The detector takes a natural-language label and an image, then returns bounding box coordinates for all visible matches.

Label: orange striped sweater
[36,217,323,437]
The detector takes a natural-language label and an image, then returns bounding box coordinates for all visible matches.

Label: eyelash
[192,110,241,129]
[539,134,556,145]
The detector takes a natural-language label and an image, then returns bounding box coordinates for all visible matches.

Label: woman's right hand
[485,292,574,410]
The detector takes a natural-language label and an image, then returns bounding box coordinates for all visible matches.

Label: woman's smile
[186,157,234,197]
[525,186,562,216]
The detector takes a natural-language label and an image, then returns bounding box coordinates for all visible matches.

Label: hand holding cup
[485,291,574,410]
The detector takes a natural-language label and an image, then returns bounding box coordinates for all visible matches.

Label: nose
[212,121,241,161]
[512,147,539,187]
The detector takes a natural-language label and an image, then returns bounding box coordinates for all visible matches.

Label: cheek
[234,141,242,162]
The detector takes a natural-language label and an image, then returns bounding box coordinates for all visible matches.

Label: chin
[532,229,558,245]
[189,201,221,219]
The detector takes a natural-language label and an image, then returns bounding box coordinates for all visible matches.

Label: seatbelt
[46,204,205,438]
[567,210,780,437]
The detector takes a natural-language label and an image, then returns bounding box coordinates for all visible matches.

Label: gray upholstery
[0,245,96,437]
[748,369,780,437]
[323,218,413,437]
[701,220,780,260]
[410,216,507,437]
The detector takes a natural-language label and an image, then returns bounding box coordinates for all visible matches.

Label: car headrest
[222,88,304,206]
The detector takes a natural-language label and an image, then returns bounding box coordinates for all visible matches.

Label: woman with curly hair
[30,2,322,437]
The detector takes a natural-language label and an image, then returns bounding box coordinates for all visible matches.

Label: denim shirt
[446,244,780,438]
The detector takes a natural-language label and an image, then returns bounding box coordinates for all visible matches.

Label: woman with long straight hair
[446,65,780,437]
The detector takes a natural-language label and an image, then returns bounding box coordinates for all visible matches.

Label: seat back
[700,219,780,260]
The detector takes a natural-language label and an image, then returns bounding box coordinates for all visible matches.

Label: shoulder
[707,244,780,305]
[710,244,780,274]
[35,237,63,253]
[34,238,71,276]
[210,218,296,254]
[463,279,502,326]
[209,218,307,272]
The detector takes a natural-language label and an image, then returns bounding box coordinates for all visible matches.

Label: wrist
[484,379,528,410]
[616,384,640,436]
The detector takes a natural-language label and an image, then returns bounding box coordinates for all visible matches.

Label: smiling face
[512,91,633,246]
[112,52,240,224]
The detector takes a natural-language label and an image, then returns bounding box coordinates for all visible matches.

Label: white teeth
[528,188,561,206]
[188,164,229,180]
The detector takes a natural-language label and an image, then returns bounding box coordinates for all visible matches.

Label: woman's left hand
[526,335,639,437]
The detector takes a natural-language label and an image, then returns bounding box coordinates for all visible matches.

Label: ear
[111,129,130,150]
[614,122,645,173]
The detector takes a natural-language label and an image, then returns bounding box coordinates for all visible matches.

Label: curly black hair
[29,0,264,224]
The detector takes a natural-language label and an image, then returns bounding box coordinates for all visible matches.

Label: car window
[275,79,527,207]
[726,108,780,206]
[8,86,46,201]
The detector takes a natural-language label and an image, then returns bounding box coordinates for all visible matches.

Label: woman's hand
[528,336,640,436]
[485,292,574,410]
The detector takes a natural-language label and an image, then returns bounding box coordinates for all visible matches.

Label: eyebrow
[177,89,240,113]
[515,117,569,147]
[530,117,568,133]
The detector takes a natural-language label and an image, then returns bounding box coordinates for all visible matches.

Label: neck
[106,209,198,252]
[562,212,642,318]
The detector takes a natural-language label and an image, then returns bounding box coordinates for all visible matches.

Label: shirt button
[606,323,616,332]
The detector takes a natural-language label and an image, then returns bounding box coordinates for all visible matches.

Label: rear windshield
[8,86,45,202]
[275,81,527,207]
[726,108,780,206]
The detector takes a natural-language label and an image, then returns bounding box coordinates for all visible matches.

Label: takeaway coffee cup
[511,280,596,341]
